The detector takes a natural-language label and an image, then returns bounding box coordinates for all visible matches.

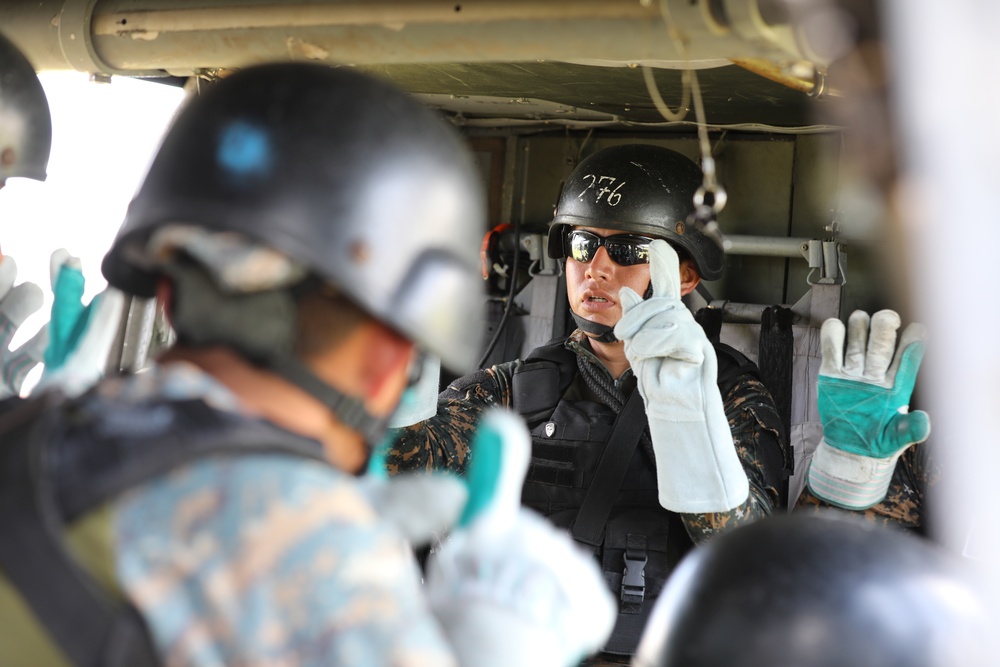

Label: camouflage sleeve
[113,455,458,667]
[385,363,518,476]
[680,375,787,544]
[795,442,934,531]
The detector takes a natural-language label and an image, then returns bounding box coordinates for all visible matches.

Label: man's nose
[585,246,614,279]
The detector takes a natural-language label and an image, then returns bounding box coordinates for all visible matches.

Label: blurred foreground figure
[0,63,613,667]
[632,511,991,667]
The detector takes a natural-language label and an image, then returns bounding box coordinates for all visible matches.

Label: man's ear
[678,259,702,297]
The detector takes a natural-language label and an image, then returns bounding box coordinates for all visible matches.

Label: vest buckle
[621,553,647,603]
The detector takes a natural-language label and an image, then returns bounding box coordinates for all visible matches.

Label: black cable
[477,216,522,369]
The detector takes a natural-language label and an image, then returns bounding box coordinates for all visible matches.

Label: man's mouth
[588,296,609,302]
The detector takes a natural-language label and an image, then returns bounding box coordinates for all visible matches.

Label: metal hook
[694,183,728,214]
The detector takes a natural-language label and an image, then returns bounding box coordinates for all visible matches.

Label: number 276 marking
[578,174,626,206]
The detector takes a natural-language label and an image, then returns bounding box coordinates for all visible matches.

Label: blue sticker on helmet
[217,121,272,177]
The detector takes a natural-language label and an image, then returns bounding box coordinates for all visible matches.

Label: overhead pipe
[2,0,823,76]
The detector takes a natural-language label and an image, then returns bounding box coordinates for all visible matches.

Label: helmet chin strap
[571,312,618,343]
[571,281,654,344]
[267,355,387,471]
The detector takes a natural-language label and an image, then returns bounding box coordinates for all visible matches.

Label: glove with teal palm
[0,254,45,398]
[807,309,930,510]
[425,409,616,667]
[34,249,125,397]
[614,240,749,513]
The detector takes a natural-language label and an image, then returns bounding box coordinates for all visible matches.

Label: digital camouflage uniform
[0,361,459,667]
[796,442,937,531]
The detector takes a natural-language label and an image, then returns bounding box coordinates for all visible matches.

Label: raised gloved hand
[33,249,125,397]
[0,254,46,399]
[807,309,929,510]
[425,409,616,667]
[613,240,749,513]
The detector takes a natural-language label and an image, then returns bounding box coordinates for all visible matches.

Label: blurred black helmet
[634,512,992,667]
[0,32,52,183]
[546,144,724,280]
[102,63,485,374]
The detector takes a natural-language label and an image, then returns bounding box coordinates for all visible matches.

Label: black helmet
[102,63,485,375]
[634,512,992,667]
[0,32,52,183]
[546,144,724,280]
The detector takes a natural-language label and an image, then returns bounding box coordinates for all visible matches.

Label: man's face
[564,226,654,329]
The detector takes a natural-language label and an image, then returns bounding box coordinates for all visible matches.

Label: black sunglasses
[565,229,654,267]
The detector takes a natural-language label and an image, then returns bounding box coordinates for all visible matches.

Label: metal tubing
[2,0,809,75]
[722,234,810,258]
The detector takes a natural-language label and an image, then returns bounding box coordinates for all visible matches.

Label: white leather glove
[33,249,125,397]
[357,471,467,548]
[425,409,616,667]
[0,254,46,399]
[614,240,749,513]
[807,310,929,510]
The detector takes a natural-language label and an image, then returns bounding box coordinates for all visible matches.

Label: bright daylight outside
[0,71,185,388]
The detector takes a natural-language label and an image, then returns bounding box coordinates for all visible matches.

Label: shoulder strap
[571,387,647,547]
[54,397,328,521]
[713,340,760,400]
[0,392,330,667]
[758,305,794,466]
[0,394,160,667]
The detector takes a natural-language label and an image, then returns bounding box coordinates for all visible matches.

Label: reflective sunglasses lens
[607,238,650,266]
[568,231,597,263]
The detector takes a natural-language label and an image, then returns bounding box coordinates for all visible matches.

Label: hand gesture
[808,309,930,509]
[34,249,125,397]
[614,240,748,513]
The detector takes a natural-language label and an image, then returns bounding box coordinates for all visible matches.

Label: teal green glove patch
[45,264,93,371]
[458,422,503,529]
[808,310,931,510]
[817,342,930,458]
[365,431,394,479]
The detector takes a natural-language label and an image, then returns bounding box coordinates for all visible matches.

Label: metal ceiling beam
[1,0,816,77]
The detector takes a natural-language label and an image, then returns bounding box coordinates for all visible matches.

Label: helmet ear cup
[166,258,297,362]
[549,145,724,280]
[0,33,52,183]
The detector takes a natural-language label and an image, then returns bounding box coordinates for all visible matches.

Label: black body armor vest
[510,338,759,655]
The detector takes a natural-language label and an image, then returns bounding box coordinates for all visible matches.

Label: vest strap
[0,394,159,667]
[571,387,648,547]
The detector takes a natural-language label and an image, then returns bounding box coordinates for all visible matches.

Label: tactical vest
[0,390,329,667]
[511,337,758,656]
